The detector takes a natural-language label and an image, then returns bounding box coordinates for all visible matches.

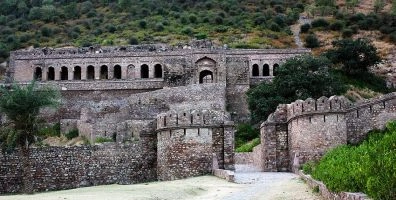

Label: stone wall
[156,109,234,181]
[255,93,396,172]
[0,133,157,194]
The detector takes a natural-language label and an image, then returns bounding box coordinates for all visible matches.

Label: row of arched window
[33,64,163,81]
[252,63,279,77]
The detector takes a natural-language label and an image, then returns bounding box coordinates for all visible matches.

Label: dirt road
[0,172,321,200]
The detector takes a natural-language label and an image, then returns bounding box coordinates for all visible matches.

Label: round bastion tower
[156,109,235,181]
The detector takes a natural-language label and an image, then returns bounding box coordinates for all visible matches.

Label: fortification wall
[346,93,396,144]
[257,93,396,172]
[0,134,157,194]
[156,109,234,181]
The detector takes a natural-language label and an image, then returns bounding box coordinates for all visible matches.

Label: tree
[247,55,346,123]
[0,81,59,193]
[325,38,381,76]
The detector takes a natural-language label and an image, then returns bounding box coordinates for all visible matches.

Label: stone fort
[2,43,396,193]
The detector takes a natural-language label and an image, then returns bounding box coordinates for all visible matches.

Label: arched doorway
[252,64,259,77]
[34,67,42,81]
[74,66,81,80]
[60,66,68,80]
[47,67,55,80]
[87,65,95,80]
[114,65,122,79]
[100,65,108,79]
[263,64,270,76]
[141,64,149,78]
[199,70,213,83]
[154,64,162,78]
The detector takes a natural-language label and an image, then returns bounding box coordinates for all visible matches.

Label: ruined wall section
[346,92,396,144]
[156,109,234,181]
[0,133,157,194]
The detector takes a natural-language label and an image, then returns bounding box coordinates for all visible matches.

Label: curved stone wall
[156,109,234,181]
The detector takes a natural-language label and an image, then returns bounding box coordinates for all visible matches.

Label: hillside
[0,0,306,63]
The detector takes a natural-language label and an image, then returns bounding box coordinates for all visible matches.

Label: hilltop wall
[256,93,396,172]
[0,133,157,194]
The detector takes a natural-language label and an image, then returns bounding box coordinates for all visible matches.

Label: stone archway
[196,57,216,83]
[199,70,213,83]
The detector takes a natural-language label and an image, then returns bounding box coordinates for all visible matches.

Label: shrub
[330,20,344,31]
[235,138,260,152]
[311,122,396,200]
[390,32,396,43]
[195,32,207,40]
[95,137,113,143]
[181,27,193,36]
[129,37,138,45]
[342,28,353,38]
[302,161,317,174]
[311,18,329,28]
[139,20,147,29]
[65,129,79,140]
[305,34,320,48]
[270,22,281,32]
[235,123,260,148]
[188,14,197,24]
[154,23,164,32]
[300,23,311,33]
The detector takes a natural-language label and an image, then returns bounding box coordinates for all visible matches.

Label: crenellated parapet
[286,96,353,121]
[156,109,231,130]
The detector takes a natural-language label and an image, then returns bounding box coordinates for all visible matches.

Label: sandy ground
[0,172,321,200]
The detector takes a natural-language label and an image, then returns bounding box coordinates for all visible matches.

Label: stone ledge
[212,169,235,182]
[298,170,371,200]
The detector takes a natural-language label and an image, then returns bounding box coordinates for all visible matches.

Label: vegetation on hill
[303,121,396,200]
[0,0,308,63]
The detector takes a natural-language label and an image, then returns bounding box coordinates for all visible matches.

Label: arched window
[273,63,279,76]
[114,65,122,79]
[74,66,81,80]
[252,64,259,77]
[47,67,55,80]
[154,64,162,78]
[87,65,95,80]
[141,64,149,78]
[34,67,42,81]
[100,65,108,79]
[199,70,213,83]
[263,64,270,76]
[60,66,68,80]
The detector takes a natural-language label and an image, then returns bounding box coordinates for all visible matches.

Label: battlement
[157,109,231,130]
[286,96,352,121]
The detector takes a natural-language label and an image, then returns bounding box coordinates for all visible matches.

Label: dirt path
[0,172,321,200]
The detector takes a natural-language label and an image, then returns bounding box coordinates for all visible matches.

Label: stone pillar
[54,67,60,80]
[261,123,277,172]
[122,65,128,79]
[68,67,73,80]
[149,64,154,78]
[223,121,235,170]
[108,65,114,79]
[95,66,100,80]
[81,66,87,80]
[42,67,47,81]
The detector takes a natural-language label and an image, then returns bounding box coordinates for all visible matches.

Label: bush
[235,123,260,148]
[305,34,320,48]
[235,138,260,152]
[342,28,353,38]
[270,22,281,32]
[154,23,164,32]
[311,121,396,200]
[311,18,329,28]
[65,129,79,140]
[129,37,138,45]
[302,161,317,174]
[390,32,396,43]
[139,20,147,29]
[330,20,344,31]
[300,23,311,33]
[95,137,114,143]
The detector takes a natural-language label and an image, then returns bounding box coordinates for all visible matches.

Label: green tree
[305,34,320,48]
[247,55,346,123]
[325,38,381,76]
[374,0,385,13]
[0,81,59,193]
